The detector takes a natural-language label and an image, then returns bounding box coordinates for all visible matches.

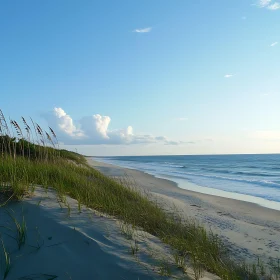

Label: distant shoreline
[86,153,280,157]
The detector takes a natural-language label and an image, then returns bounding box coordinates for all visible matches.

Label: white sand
[0,187,219,280]
[88,159,280,266]
[0,188,159,279]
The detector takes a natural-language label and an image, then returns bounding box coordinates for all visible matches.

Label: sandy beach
[0,157,279,279]
[88,158,280,265]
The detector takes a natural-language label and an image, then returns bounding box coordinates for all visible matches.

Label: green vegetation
[6,210,27,250]
[0,109,279,280]
[0,238,11,279]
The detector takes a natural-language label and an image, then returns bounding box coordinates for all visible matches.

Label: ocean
[92,154,280,210]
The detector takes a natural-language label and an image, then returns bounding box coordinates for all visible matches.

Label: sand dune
[0,187,219,280]
[0,188,160,279]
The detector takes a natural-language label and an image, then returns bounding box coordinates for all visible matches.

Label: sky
[0,0,280,156]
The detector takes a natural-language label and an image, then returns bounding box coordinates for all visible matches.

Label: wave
[163,170,280,189]
[163,162,184,168]
[98,158,280,189]
[92,156,280,202]
[269,167,280,171]
[178,166,278,177]
[233,171,275,177]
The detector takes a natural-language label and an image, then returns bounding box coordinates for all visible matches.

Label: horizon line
[87,152,280,157]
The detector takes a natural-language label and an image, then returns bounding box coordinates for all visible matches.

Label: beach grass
[0,110,279,280]
[0,238,11,279]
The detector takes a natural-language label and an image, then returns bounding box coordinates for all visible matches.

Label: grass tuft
[5,210,27,250]
[1,238,11,279]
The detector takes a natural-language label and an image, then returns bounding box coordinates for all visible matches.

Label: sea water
[92,154,280,210]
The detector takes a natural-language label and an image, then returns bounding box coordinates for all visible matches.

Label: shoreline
[91,157,280,212]
[155,175,280,212]
[88,158,280,264]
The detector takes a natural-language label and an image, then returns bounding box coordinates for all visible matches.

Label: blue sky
[0,0,280,155]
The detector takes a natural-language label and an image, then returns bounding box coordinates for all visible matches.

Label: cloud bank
[267,2,280,9]
[45,108,182,145]
[258,0,280,10]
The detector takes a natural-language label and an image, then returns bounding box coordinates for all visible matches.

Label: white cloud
[224,74,234,78]
[271,42,278,47]
[257,0,280,9]
[52,108,84,138]
[45,107,182,145]
[259,0,272,7]
[133,27,152,33]
[267,2,280,9]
